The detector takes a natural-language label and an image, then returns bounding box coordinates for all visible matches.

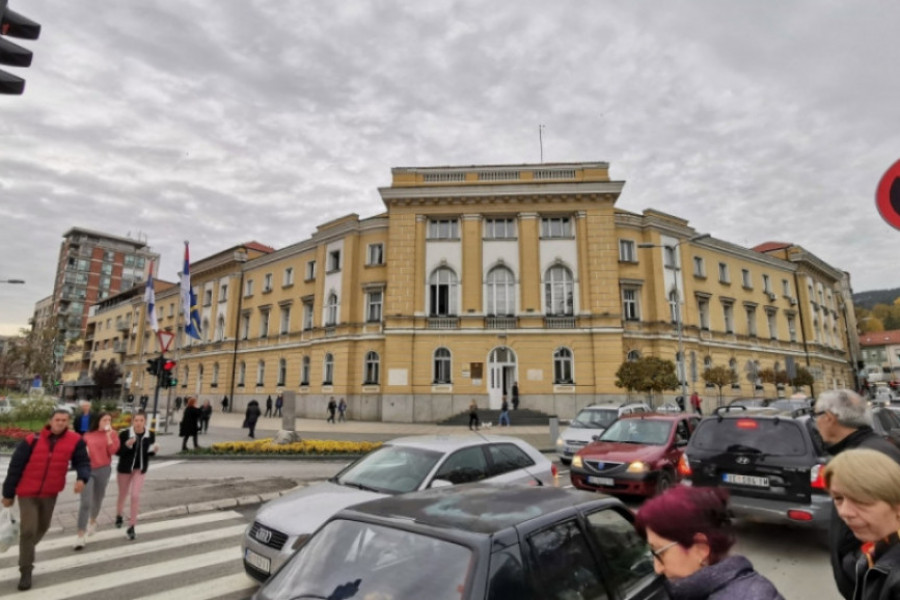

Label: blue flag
[180,242,202,340]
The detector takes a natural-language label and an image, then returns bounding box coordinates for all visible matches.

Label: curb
[141,488,295,521]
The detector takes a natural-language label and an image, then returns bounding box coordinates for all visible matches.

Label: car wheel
[655,471,674,496]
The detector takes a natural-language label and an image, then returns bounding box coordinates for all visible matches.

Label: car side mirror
[430,478,453,489]
[591,434,602,442]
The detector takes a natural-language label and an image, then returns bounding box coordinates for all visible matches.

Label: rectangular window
[693,256,705,277]
[245,279,254,297]
[622,288,639,321]
[305,260,316,281]
[782,279,791,297]
[767,310,777,339]
[428,219,459,240]
[367,290,383,323]
[788,314,797,342]
[367,243,384,266]
[746,307,757,336]
[328,250,341,272]
[218,284,228,302]
[698,298,710,330]
[718,263,730,284]
[283,267,294,287]
[762,274,771,294]
[664,246,677,269]
[723,303,734,333]
[485,218,515,240]
[259,310,269,338]
[263,273,273,292]
[280,306,290,334]
[618,240,636,263]
[303,301,314,330]
[203,289,212,306]
[741,269,752,288]
[240,313,250,340]
[540,217,572,239]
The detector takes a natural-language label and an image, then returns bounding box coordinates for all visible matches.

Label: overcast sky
[2,0,899,336]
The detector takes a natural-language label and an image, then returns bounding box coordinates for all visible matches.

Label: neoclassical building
[109,162,856,421]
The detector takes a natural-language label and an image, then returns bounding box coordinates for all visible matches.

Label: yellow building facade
[111,162,854,420]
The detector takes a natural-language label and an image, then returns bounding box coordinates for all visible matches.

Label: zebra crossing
[0,509,260,599]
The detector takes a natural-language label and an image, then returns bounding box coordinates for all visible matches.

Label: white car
[556,402,652,464]
[242,434,557,582]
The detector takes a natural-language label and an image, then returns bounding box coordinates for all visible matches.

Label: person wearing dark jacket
[244,399,262,438]
[115,411,159,541]
[265,395,273,417]
[179,397,202,450]
[73,400,92,435]
[824,448,900,600]
[635,485,784,600]
[815,389,900,599]
[2,409,91,591]
[199,399,213,433]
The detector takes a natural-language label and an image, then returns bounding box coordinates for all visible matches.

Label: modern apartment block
[49,227,159,343]
[103,162,855,421]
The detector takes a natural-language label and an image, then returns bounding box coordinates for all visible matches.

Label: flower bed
[0,426,34,448]
[199,438,382,456]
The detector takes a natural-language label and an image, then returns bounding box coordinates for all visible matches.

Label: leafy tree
[792,366,815,394]
[703,365,737,406]
[14,326,59,392]
[0,336,27,390]
[615,356,679,407]
[758,368,791,386]
[92,360,122,400]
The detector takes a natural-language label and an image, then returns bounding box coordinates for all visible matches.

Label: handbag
[0,507,19,553]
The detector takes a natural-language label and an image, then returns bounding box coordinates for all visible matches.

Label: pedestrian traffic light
[0,1,41,95]
[162,359,177,388]
[146,357,162,376]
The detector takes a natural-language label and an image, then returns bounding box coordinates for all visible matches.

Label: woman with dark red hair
[635,486,783,599]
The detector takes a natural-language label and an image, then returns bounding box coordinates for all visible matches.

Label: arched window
[257,360,265,386]
[278,358,286,386]
[237,362,245,386]
[486,266,515,316]
[212,362,220,386]
[216,315,225,341]
[429,267,458,316]
[554,347,574,384]
[323,353,334,384]
[364,351,380,384]
[326,292,339,326]
[626,350,641,362]
[300,356,310,385]
[544,265,573,316]
[433,347,451,384]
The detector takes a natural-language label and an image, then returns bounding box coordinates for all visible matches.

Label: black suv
[679,405,831,529]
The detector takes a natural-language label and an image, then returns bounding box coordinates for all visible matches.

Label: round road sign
[876,159,900,230]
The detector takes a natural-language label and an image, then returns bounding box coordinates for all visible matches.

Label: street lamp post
[638,234,710,403]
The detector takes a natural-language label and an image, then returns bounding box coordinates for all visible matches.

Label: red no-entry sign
[876,159,900,230]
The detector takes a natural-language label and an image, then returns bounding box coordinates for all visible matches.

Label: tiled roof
[859,330,900,347]
[752,241,793,253]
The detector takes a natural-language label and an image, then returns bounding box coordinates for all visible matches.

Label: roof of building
[752,241,794,253]
[859,330,900,347]
[61,227,153,249]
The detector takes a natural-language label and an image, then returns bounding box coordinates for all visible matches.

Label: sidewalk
[152,409,557,456]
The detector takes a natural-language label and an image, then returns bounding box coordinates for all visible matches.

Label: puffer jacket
[665,555,785,600]
[2,426,90,499]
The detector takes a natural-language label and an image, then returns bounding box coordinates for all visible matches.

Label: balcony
[427,317,459,330]
[485,316,518,329]
[113,341,125,354]
[544,316,576,329]
[116,322,129,332]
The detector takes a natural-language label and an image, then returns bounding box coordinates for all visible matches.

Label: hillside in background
[854,288,900,310]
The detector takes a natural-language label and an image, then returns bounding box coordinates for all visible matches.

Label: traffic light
[146,357,162,376]
[0,1,41,95]
[162,359,178,388]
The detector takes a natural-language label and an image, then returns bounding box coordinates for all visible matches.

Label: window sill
[322,381,333,386]
[694,274,707,280]
[256,383,264,387]
[282,283,294,289]
[237,384,244,388]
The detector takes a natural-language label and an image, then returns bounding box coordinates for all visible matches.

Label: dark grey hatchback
[253,485,669,600]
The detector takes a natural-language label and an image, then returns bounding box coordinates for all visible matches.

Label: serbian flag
[180,241,202,340]
[144,261,158,333]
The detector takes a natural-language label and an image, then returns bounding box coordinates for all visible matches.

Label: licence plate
[244,548,271,574]
[587,476,615,486]
[722,473,769,487]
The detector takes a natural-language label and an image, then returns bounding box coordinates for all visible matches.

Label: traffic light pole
[150,352,164,433]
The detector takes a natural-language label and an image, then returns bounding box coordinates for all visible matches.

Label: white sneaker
[87,522,97,537]
[73,534,85,550]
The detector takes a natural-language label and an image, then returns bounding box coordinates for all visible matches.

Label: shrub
[0,426,33,448]
[203,438,382,456]
[11,397,57,424]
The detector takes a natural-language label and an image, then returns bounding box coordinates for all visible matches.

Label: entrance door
[488,347,516,410]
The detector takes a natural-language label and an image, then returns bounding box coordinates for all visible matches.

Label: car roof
[580,402,648,411]
[706,405,813,421]
[386,434,532,452]
[340,484,620,537]
[615,412,688,422]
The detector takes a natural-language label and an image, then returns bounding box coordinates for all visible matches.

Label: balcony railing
[428,316,459,329]
[544,316,576,329]
[485,316,518,329]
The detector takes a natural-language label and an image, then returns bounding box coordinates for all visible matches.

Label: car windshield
[571,409,618,429]
[259,518,473,600]
[335,444,443,494]
[599,419,672,445]
[692,419,809,456]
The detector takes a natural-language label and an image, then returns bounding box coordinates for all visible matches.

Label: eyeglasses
[650,540,679,562]
[812,410,829,418]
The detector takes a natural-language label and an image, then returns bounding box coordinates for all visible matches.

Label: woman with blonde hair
[825,448,900,600]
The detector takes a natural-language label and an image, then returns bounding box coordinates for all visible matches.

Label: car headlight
[556,436,564,448]
[291,534,310,551]
[572,455,583,468]
[626,461,649,473]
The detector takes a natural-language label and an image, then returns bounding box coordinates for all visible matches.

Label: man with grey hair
[73,400,92,435]
[815,389,900,599]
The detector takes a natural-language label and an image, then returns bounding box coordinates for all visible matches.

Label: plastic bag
[0,507,19,553]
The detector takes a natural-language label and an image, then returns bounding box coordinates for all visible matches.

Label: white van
[555,402,652,464]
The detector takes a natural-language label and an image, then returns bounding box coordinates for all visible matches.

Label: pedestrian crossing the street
[0,509,260,599]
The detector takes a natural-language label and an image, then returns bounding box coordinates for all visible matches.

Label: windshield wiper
[726,444,765,455]
[339,481,380,492]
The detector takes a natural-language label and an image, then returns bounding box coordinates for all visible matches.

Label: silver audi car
[242,434,557,581]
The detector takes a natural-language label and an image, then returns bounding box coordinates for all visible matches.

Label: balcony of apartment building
[484,315,518,330]
[427,316,460,330]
